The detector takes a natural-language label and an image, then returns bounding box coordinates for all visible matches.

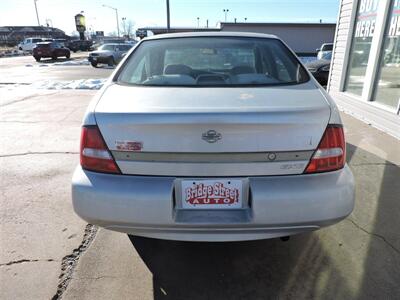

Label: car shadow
[129,233,352,300]
[346,143,400,299]
[36,57,71,63]
[93,65,115,69]
[127,142,399,300]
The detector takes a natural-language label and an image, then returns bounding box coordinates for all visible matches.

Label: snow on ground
[24,59,90,67]
[0,49,29,58]
[31,78,106,90]
[0,79,104,106]
[0,78,106,95]
[23,59,115,68]
[53,59,90,66]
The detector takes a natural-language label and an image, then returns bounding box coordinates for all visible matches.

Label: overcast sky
[0,0,340,35]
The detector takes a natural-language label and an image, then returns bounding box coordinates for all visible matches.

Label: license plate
[181,179,243,209]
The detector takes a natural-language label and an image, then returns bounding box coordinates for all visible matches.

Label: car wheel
[19,47,22,50]
[52,55,57,61]
[66,52,70,59]
[91,61,98,68]
[34,56,41,62]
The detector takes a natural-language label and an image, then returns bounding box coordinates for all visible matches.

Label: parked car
[32,42,70,61]
[18,37,43,52]
[72,32,355,242]
[54,38,67,47]
[317,43,333,60]
[102,38,126,44]
[305,52,332,86]
[66,40,94,52]
[88,43,133,67]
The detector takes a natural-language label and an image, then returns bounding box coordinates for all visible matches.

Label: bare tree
[121,19,135,38]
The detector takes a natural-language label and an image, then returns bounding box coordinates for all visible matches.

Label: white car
[18,37,44,52]
[317,43,333,60]
[88,43,133,67]
[72,32,355,242]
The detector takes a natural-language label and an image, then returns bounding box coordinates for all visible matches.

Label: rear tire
[91,61,98,68]
[34,56,40,62]
[66,52,70,59]
[52,54,57,61]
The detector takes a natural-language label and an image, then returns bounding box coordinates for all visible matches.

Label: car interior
[118,37,308,86]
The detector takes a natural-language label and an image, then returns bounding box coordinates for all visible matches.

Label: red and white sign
[115,140,143,151]
[181,180,243,209]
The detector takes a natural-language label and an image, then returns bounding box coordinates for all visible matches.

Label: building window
[345,0,379,96]
[374,0,400,110]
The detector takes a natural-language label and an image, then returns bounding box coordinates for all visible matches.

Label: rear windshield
[118,44,133,51]
[321,44,333,51]
[117,37,309,87]
[32,38,43,43]
[99,44,115,51]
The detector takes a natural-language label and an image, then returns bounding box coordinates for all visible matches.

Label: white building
[220,22,336,55]
[328,0,400,138]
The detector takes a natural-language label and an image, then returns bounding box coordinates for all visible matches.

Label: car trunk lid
[95,82,331,176]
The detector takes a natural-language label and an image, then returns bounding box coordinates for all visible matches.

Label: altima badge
[202,130,222,143]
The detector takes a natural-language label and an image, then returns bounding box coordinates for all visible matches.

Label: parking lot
[0,53,111,85]
[0,54,399,300]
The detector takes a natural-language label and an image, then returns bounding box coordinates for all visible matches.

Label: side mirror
[121,52,127,58]
[316,48,320,52]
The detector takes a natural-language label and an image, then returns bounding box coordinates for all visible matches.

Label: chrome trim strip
[112,150,313,163]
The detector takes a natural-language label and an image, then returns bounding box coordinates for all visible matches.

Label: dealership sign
[354,0,378,38]
[355,0,400,38]
[388,0,400,37]
[75,14,86,33]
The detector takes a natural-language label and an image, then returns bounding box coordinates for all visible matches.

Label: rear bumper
[72,165,355,241]
[33,52,51,57]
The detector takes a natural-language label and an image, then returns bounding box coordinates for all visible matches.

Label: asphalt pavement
[0,55,399,300]
[0,52,112,84]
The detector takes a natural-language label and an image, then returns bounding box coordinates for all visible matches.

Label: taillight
[80,125,120,174]
[304,125,346,174]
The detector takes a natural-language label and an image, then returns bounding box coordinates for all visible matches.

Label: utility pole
[34,0,40,26]
[122,17,126,37]
[166,0,170,32]
[206,19,209,28]
[116,9,120,37]
[103,4,120,37]
[197,17,200,28]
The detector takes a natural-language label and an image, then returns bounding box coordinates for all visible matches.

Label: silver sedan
[88,43,133,67]
[72,32,355,242]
